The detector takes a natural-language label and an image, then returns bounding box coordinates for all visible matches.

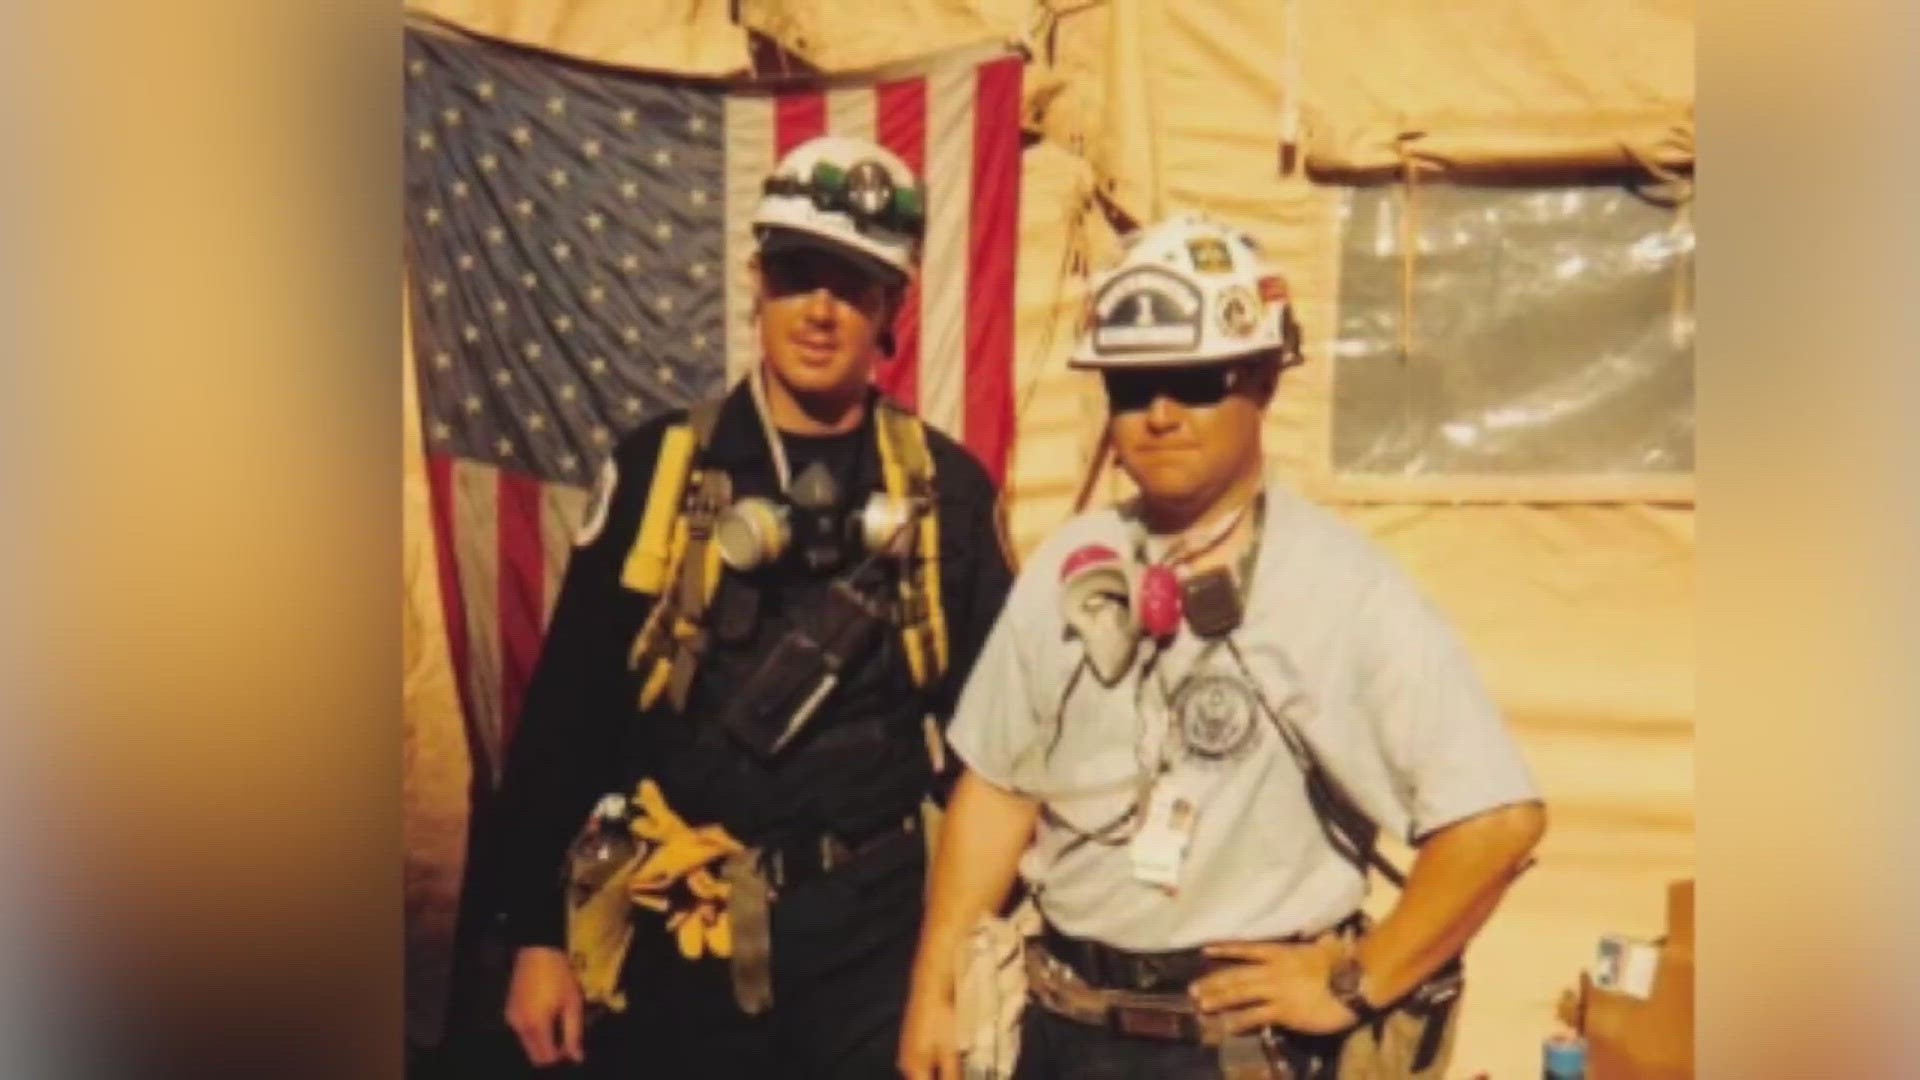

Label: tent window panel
[1331,182,1694,478]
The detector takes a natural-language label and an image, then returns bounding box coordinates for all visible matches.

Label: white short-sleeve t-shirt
[946,481,1540,952]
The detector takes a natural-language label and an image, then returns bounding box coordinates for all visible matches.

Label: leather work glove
[624,779,746,960]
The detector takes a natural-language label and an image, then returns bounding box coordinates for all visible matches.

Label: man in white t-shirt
[897,214,1546,1080]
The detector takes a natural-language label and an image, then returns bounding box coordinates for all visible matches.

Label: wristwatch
[1328,952,1382,1023]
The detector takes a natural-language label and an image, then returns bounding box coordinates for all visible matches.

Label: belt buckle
[1129,953,1183,990]
[1108,1002,1199,1042]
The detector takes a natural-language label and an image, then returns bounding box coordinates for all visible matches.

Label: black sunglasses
[760,250,890,308]
[1100,365,1251,414]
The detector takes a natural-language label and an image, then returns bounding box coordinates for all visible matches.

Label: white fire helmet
[1069,211,1303,370]
[752,135,924,284]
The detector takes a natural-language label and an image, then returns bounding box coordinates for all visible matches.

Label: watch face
[1330,955,1372,1015]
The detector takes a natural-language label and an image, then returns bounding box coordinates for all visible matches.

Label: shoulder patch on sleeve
[574,456,618,547]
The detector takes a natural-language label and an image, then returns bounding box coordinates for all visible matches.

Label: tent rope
[1393,136,1443,363]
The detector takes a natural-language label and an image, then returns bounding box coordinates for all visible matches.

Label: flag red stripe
[774,92,827,155]
[874,77,927,410]
[495,469,546,755]
[965,57,1022,485]
[426,451,485,781]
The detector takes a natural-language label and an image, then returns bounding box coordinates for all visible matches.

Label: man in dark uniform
[492,134,1013,1079]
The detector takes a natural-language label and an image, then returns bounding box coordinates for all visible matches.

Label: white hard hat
[752,135,924,284]
[1070,211,1300,370]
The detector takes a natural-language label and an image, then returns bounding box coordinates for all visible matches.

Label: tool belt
[755,811,920,894]
[1025,916,1462,1052]
[711,811,922,1017]
[1024,934,1229,1046]
[1038,913,1368,995]
[565,779,920,1019]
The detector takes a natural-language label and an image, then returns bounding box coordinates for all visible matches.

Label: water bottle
[567,794,637,902]
[1543,1033,1587,1079]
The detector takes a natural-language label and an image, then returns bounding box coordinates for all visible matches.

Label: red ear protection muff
[1058,546,1189,647]
[1136,563,1184,641]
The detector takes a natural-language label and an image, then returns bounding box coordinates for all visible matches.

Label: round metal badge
[1172,672,1260,762]
[1216,286,1261,339]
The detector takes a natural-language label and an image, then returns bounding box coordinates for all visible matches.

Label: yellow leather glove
[624,779,744,960]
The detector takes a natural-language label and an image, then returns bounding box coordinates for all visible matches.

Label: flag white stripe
[826,86,878,145]
[920,60,976,441]
[724,94,775,385]
[451,459,503,778]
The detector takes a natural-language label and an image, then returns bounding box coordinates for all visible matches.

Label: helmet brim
[1067,345,1279,371]
[754,225,910,289]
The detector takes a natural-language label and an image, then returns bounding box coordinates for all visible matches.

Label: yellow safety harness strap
[621,424,696,595]
[628,401,726,711]
[873,401,948,688]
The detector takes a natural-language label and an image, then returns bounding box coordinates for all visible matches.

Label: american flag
[403,24,1023,786]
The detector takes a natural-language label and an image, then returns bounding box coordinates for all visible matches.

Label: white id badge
[1129,776,1202,892]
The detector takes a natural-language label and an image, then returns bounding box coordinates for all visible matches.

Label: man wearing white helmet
[491,134,1012,1078]
[900,214,1545,1079]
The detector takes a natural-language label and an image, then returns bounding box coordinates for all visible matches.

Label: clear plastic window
[1333,181,1694,479]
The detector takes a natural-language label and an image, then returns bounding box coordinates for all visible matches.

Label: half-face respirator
[714,460,921,574]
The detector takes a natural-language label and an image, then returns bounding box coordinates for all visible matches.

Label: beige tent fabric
[406,0,1029,78]
[1350,502,1693,1078]
[739,0,1029,74]
[405,0,752,77]
[402,295,475,1046]
[1003,142,1115,555]
[1089,0,1167,222]
[1296,0,1695,174]
[1030,0,1692,214]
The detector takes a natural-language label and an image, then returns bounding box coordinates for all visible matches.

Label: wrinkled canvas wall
[407,0,1032,78]
[407,0,752,76]
[403,3,1694,1074]
[1295,0,1694,175]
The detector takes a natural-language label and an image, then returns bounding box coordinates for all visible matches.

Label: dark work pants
[571,827,925,1080]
